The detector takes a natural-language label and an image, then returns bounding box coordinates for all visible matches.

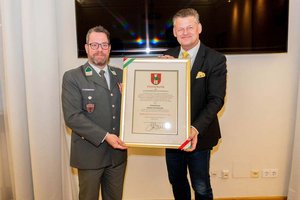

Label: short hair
[172,8,200,25]
[85,25,110,44]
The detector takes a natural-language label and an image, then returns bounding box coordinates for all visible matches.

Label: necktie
[99,70,109,89]
[182,51,189,59]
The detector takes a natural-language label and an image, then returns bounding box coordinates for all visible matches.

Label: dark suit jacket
[62,62,127,169]
[164,43,227,150]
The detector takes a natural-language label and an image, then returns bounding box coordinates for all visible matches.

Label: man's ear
[85,43,89,54]
[198,23,202,34]
[173,27,177,37]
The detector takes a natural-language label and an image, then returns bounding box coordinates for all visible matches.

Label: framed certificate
[120,58,190,148]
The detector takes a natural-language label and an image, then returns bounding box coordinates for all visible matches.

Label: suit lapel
[191,44,205,86]
[108,66,119,90]
[166,45,206,86]
[81,62,109,89]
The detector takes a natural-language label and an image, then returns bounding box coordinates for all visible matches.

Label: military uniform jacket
[62,62,127,169]
[164,43,227,150]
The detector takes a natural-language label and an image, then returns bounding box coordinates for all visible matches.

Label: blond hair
[173,8,200,25]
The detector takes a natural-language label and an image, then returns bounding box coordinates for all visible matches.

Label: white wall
[288,71,300,199]
[57,0,300,199]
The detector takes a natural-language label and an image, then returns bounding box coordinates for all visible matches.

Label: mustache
[93,52,106,57]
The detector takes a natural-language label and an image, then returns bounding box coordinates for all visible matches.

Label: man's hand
[184,127,198,152]
[105,133,127,150]
[158,55,175,59]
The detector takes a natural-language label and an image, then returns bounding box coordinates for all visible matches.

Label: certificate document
[132,70,178,135]
[120,58,190,148]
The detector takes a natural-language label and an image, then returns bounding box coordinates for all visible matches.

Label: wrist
[191,126,199,135]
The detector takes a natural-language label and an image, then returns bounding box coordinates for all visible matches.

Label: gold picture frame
[120,58,190,148]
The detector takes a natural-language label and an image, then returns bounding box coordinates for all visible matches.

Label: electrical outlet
[270,168,279,177]
[221,170,230,179]
[210,170,218,178]
[262,168,279,178]
[262,169,270,177]
[250,169,260,178]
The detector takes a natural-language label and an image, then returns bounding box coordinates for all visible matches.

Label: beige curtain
[0,25,13,199]
[0,8,13,200]
[0,114,13,200]
[0,0,74,199]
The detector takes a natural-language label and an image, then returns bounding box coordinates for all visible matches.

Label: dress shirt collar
[179,41,201,68]
[88,62,109,75]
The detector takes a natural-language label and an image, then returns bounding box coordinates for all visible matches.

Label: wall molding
[215,196,287,200]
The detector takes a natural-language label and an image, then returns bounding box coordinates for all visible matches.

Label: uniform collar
[88,62,108,75]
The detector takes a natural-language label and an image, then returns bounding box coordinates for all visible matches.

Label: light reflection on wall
[230,0,252,49]
[231,1,238,38]
[242,0,252,48]
[256,0,266,27]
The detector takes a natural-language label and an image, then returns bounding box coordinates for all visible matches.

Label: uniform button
[81,137,85,140]
[110,93,114,96]
[112,104,115,108]
[113,127,116,131]
[113,116,116,119]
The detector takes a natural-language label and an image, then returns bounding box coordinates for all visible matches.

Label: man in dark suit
[162,8,227,200]
[62,25,127,200]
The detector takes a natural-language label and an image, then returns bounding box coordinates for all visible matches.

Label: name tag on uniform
[82,88,95,91]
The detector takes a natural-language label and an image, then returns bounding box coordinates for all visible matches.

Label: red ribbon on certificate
[178,139,191,150]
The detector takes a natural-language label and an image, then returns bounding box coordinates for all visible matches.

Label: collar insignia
[85,66,93,76]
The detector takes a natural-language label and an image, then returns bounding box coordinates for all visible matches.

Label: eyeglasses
[88,42,110,50]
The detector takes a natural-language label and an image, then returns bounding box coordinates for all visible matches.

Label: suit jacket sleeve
[62,69,107,146]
